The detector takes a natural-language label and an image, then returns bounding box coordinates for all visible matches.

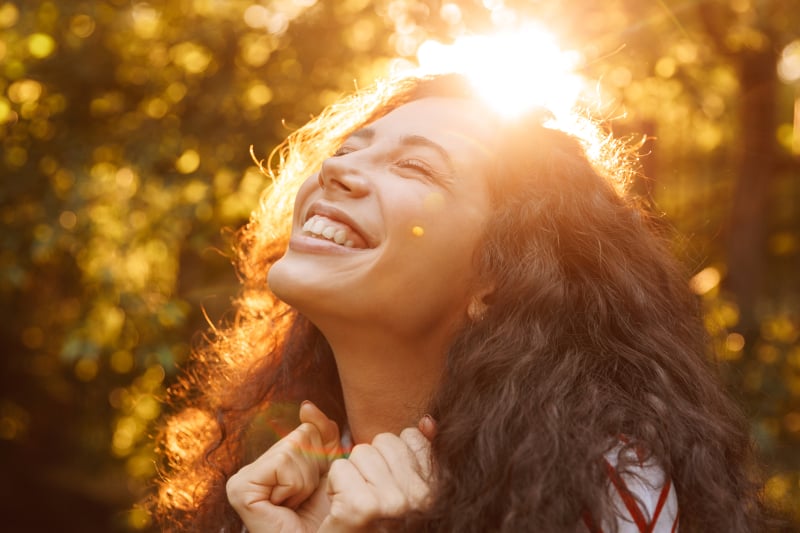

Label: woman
[150,74,763,532]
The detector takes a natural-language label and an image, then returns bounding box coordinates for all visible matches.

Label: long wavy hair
[149,74,763,532]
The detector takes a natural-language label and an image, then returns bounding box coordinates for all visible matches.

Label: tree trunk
[724,47,778,335]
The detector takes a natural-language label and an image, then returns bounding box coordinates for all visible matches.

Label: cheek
[390,205,444,256]
[408,192,487,252]
[388,201,484,286]
[386,217,482,327]
[293,174,320,211]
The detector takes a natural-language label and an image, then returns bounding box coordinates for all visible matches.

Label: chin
[267,254,332,316]
[266,255,296,304]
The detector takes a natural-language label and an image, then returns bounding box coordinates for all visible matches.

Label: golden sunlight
[415,24,585,118]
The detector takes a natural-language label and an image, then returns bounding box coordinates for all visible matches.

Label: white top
[580,446,679,533]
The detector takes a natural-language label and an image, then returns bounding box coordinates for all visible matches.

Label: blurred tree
[0,0,797,530]
[0,1,394,530]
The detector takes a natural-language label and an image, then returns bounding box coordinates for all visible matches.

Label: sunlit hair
[148,74,763,531]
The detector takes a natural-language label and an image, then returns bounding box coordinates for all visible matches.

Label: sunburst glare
[414,24,586,119]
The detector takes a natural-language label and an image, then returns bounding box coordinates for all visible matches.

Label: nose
[318,154,370,198]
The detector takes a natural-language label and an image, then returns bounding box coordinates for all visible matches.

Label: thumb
[299,401,341,461]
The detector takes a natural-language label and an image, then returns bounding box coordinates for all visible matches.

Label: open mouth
[302,215,366,248]
[301,204,373,249]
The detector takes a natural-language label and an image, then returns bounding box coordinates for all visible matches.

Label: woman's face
[268,97,496,339]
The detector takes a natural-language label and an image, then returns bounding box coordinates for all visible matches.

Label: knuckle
[329,500,363,526]
[381,489,408,516]
[286,426,311,447]
[272,449,294,465]
[328,457,347,476]
[336,493,379,524]
[371,432,396,448]
[225,474,245,505]
[399,427,420,440]
[408,481,432,507]
[328,474,384,522]
[348,443,371,460]
[327,457,350,485]
[400,428,426,449]
[296,421,317,438]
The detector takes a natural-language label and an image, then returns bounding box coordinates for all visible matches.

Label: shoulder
[582,446,679,533]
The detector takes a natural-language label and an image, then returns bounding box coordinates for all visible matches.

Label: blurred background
[0,0,798,531]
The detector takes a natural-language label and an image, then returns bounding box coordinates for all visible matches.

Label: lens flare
[415,24,585,118]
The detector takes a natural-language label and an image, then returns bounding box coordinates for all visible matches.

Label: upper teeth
[303,215,355,247]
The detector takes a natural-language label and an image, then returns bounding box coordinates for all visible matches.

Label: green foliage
[0,0,797,530]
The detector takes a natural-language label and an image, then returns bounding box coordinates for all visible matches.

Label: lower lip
[288,234,368,255]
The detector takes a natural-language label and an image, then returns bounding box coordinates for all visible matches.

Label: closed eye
[332,145,356,157]
[396,158,437,179]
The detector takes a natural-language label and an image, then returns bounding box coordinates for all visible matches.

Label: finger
[398,427,434,482]
[346,443,397,487]
[277,422,328,507]
[228,465,318,533]
[227,450,302,509]
[418,414,437,440]
[372,432,422,478]
[373,431,432,507]
[238,422,321,508]
[227,468,306,533]
[268,451,310,507]
[299,401,341,457]
[346,442,410,516]
[324,458,381,529]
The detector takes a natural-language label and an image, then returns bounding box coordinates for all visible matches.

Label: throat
[341,378,431,444]
[326,334,446,444]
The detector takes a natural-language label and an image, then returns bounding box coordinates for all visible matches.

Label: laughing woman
[149,74,763,532]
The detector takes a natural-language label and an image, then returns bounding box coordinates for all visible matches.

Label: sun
[414,24,585,119]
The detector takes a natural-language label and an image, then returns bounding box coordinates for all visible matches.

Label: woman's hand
[319,416,436,532]
[226,401,342,533]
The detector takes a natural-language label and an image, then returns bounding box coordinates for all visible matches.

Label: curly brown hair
[148,74,763,532]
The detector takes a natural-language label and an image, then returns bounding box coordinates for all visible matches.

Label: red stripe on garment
[646,478,671,533]
[582,510,603,533]
[604,459,648,532]
[671,513,679,533]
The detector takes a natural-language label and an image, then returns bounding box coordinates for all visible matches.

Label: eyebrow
[349,128,375,140]
[400,135,455,174]
[348,127,455,175]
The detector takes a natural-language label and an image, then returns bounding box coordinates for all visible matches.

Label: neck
[320,324,449,444]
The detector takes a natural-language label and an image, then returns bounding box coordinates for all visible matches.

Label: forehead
[365,97,496,170]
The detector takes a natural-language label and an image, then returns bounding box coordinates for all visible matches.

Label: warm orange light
[164,408,216,463]
[414,24,585,118]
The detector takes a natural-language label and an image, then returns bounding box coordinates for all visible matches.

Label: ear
[467,285,494,322]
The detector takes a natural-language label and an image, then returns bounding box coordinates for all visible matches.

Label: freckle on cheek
[412,226,424,237]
